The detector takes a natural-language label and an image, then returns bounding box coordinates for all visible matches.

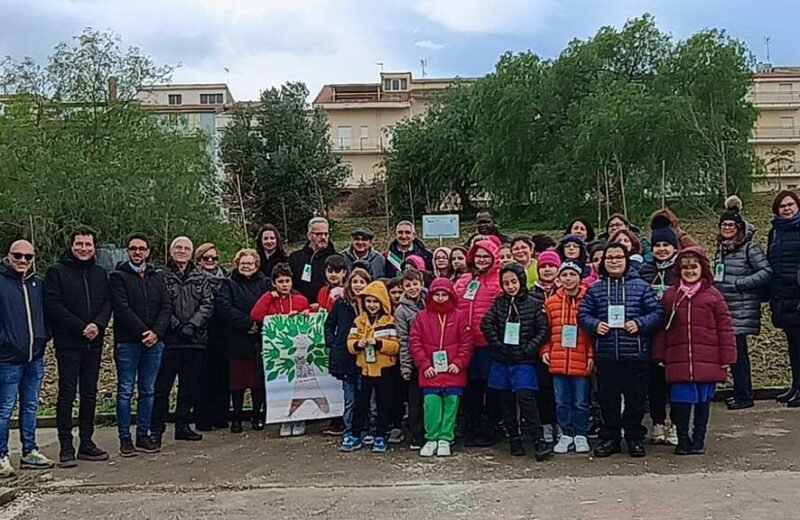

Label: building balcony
[750,126,800,143]
[750,92,800,109]
[333,138,387,154]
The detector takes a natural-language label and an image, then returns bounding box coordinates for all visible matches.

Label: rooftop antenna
[420,58,428,78]
[224,67,230,85]
[764,36,772,62]
[375,62,384,72]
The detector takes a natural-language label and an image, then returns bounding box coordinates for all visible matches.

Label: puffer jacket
[639,255,676,300]
[324,296,359,380]
[653,247,737,383]
[542,286,593,377]
[396,293,425,379]
[214,270,269,359]
[347,281,400,377]
[0,262,48,364]
[160,262,215,348]
[768,213,800,328]
[409,278,473,389]
[455,239,502,348]
[481,263,549,365]
[714,234,772,336]
[578,265,663,362]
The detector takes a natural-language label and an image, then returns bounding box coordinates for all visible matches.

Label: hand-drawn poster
[262,311,343,424]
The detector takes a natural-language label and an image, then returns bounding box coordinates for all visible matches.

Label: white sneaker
[665,422,678,446]
[291,421,306,436]
[0,455,14,478]
[553,435,574,454]
[573,435,590,453]
[436,440,451,457]
[279,423,292,437]
[651,424,666,444]
[420,441,437,457]
[543,424,554,443]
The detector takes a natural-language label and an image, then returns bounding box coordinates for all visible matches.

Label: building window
[360,126,369,149]
[337,126,352,149]
[383,78,408,92]
[200,93,224,105]
[168,94,182,105]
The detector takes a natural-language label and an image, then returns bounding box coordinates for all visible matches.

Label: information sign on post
[422,214,460,244]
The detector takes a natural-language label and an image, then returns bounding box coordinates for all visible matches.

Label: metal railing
[751,126,800,139]
[335,137,384,151]
[750,92,800,105]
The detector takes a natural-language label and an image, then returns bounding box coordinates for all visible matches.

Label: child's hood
[499,262,529,296]
[359,281,393,314]
[466,239,499,267]
[425,277,457,305]
[671,246,713,286]
[400,255,426,271]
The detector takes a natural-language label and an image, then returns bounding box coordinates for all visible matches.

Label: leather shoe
[628,440,646,458]
[777,387,798,403]
[174,425,203,441]
[787,391,800,408]
[726,399,754,411]
[593,439,621,458]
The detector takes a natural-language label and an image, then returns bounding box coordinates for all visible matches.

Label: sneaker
[593,439,621,458]
[362,434,375,446]
[420,441,437,457]
[119,439,137,458]
[553,435,574,454]
[58,449,78,468]
[279,423,293,437]
[20,449,55,470]
[665,423,679,446]
[291,421,306,437]
[437,440,451,457]
[574,435,591,453]
[135,436,160,454]
[0,455,14,478]
[388,428,404,445]
[543,424,554,443]
[150,435,162,451]
[78,441,109,462]
[727,399,754,411]
[174,425,202,441]
[371,436,387,453]
[587,421,600,439]
[409,435,424,450]
[339,434,363,453]
[533,439,554,461]
[650,424,666,444]
[322,420,345,436]
[628,440,646,458]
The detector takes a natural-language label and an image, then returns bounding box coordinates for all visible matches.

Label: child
[396,268,427,448]
[481,263,553,460]
[250,263,310,437]
[498,244,514,267]
[341,281,400,453]
[510,236,537,288]
[588,242,604,284]
[531,251,561,303]
[317,254,348,312]
[557,234,598,285]
[409,278,473,457]
[385,277,404,311]
[653,247,736,455]
[449,247,468,283]
[532,234,557,256]
[541,262,594,454]
[432,247,452,279]
[324,268,371,439]
[609,229,644,272]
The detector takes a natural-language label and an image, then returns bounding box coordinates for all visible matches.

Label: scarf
[678,280,702,299]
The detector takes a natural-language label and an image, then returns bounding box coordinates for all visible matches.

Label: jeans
[672,401,711,441]
[342,375,360,436]
[115,341,164,440]
[597,361,649,442]
[151,348,203,435]
[56,348,102,448]
[0,359,44,457]
[731,335,753,402]
[553,375,590,437]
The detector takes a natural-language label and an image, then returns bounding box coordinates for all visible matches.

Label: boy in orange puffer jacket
[541,262,594,454]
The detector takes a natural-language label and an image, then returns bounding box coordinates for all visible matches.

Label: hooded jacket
[481,263,549,365]
[214,270,270,359]
[542,286,594,377]
[347,281,400,377]
[0,262,48,364]
[324,295,359,380]
[767,208,800,328]
[409,278,473,389]
[396,292,426,379]
[652,247,737,383]
[160,262,215,348]
[384,238,433,278]
[454,239,503,347]
[44,251,112,351]
[288,241,337,304]
[340,246,386,279]
[109,261,172,345]
[639,255,677,300]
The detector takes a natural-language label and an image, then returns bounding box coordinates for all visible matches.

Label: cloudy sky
[0,0,795,101]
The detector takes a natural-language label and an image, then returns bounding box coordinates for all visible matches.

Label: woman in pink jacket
[454,238,502,446]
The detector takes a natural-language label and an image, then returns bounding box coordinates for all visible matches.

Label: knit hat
[558,261,583,277]
[719,195,745,231]
[537,250,561,269]
[650,215,679,249]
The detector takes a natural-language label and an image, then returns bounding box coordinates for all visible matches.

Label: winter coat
[481,263,549,366]
[214,271,270,359]
[531,283,557,306]
[578,268,663,362]
[317,284,344,312]
[44,251,112,351]
[714,235,772,336]
[340,246,386,279]
[768,214,800,329]
[409,278,473,389]
[0,262,48,364]
[464,230,512,248]
[109,262,171,345]
[653,247,737,383]
[639,256,677,299]
[203,265,230,348]
[384,239,433,278]
[395,293,425,379]
[347,281,400,377]
[324,296,359,380]
[258,249,288,280]
[288,241,337,304]
[454,239,503,348]
[250,290,310,322]
[160,262,215,348]
[542,286,594,377]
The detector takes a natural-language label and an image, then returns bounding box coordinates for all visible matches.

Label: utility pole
[764,36,772,62]
[420,59,428,78]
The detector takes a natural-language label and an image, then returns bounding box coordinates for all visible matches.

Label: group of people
[1,190,799,475]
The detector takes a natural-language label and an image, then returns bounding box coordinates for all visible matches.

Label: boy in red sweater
[316,255,348,312]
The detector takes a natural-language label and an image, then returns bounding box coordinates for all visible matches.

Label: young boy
[480,264,553,461]
[396,268,426,448]
[510,236,537,288]
[385,278,404,311]
[317,255,348,312]
[541,262,594,454]
[342,281,400,453]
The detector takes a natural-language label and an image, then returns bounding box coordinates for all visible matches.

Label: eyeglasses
[311,232,329,237]
[720,222,737,228]
[201,255,219,262]
[128,246,148,252]
[10,252,34,261]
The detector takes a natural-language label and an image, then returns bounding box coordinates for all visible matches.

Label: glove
[180,324,196,340]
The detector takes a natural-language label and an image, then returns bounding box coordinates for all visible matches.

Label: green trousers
[423,393,460,442]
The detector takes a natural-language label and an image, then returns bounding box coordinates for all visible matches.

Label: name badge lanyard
[432,314,450,372]
[607,279,627,326]
[503,300,522,345]
[561,294,579,348]
[665,291,689,330]
[278,295,294,315]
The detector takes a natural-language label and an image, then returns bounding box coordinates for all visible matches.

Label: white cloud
[414,40,446,50]
[412,0,556,34]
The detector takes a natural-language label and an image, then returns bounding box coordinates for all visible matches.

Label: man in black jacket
[384,221,433,278]
[288,217,336,304]
[110,233,171,457]
[44,227,112,467]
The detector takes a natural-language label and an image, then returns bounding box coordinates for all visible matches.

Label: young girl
[481,263,552,461]
[610,229,644,272]
[432,247,452,279]
[588,242,603,285]
[409,278,473,457]
[653,247,736,455]
[557,234,598,285]
[342,281,400,453]
[498,244,514,267]
[250,263,310,437]
[449,247,468,283]
[325,268,371,440]
[510,236,537,288]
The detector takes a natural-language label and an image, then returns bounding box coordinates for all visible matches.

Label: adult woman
[215,249,270,432]
[601,214,652,263]
[565,218,596,243]
[256,224,288,279]
[450,246,468,283]
[610,229,644,272]
[714,198,772,410]
[767,190,800,406]
[432,247,452,279]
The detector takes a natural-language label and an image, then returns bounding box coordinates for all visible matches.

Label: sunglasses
[201,255,219,262]
[10,252,34,261]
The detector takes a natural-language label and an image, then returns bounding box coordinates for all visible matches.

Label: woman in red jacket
[653,247,736,456]
[409,278,473,457]
[454,238,502,446]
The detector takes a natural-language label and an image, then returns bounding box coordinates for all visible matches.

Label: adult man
[0,240,55,477]
[151,237,214,445]
[384,221,433,278]
[44,227,112,467]
[464,211,511,247]
[340,227,385,277]
[110,233,171,457]
[288,217,336,304]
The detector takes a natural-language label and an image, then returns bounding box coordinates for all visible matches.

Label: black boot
[777,387,798,403]
[230,420,243,434]
[533,439,553,461]
[593,439,621,458]
[509,437,525,456]
[174,424,203,441]
[689,435,706,455]
[251,413,265,431]
[77,440,109,461]
[674,434,692,455]
[627,440,646,458]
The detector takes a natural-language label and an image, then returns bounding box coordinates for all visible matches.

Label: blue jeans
[115,342,164,440]
[553,375,590,437]
[342,374,360,436]
[0,359,44,457]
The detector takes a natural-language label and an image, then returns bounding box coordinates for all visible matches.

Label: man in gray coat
[340,227,385,278]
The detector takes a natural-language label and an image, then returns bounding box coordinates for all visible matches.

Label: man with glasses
[340,227,385,278]
[0,240,55,477]
[384,221,432,278]
[109,233,171,457]
[44,226,112,468]
[289,217,336,303]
